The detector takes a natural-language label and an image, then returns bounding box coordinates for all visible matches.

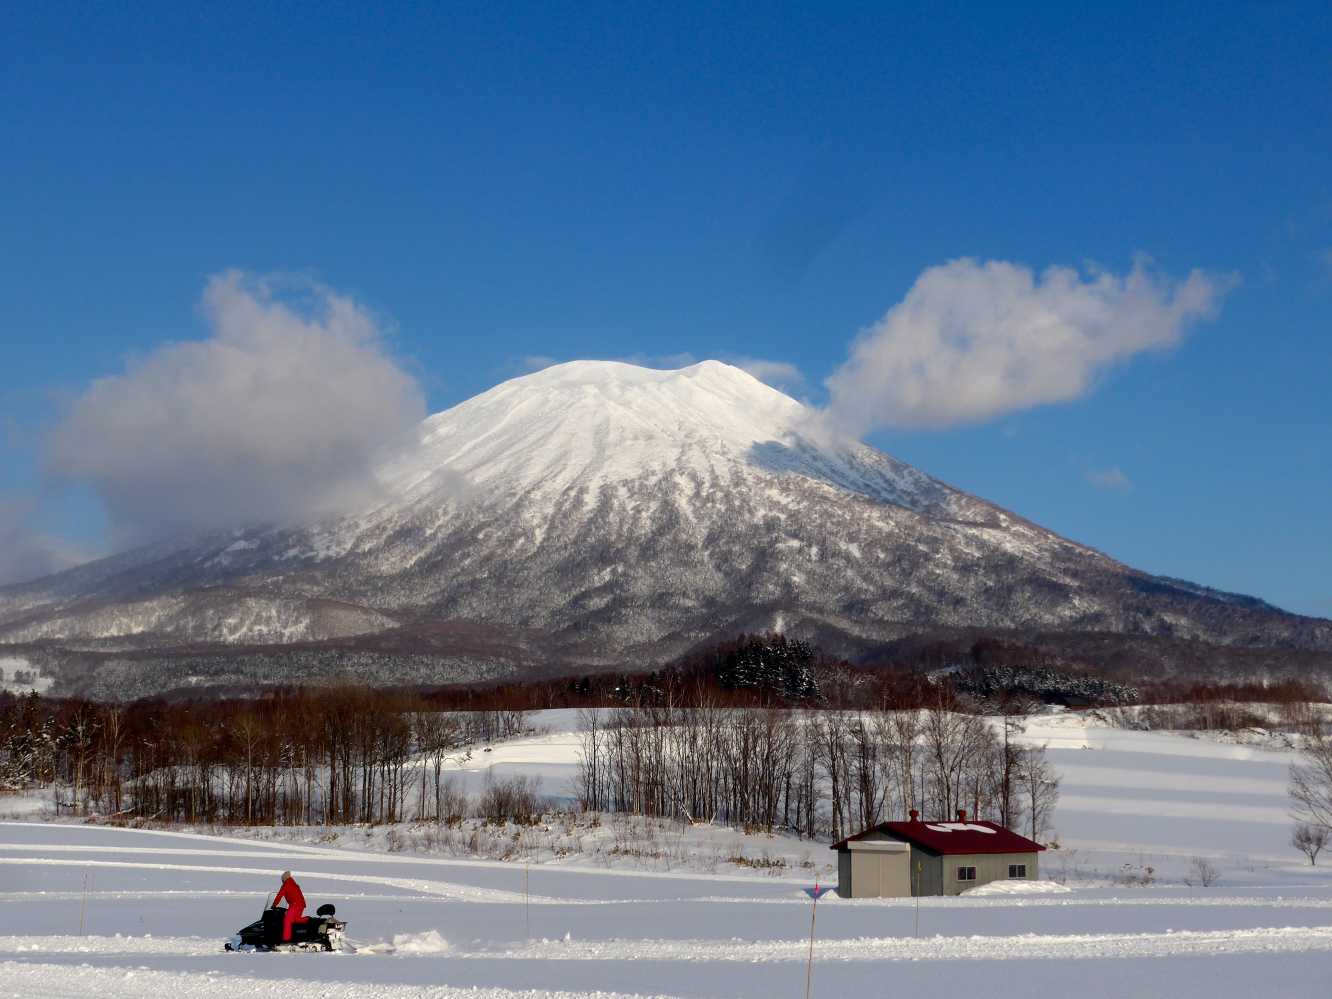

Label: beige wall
[940,851,1039,895]
[847,847,911,898]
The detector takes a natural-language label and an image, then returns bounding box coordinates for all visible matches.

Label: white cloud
[725,356,807,392]
[0,497,90,586]
[1085,466,1132,491]
[47,272,426,546]
[822,257,1234,435]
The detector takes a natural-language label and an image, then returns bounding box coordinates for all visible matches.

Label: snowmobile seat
[316,903,336,917]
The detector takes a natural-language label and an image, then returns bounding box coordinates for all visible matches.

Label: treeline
[562,634,1150,712]
[0,680,1060,842]
[1133,676,1325,707]
[955,665,1139,707]
[1106,678,1328,734]
[5,633,1324,838]
[0,687,524,826]
[575,696,1060,843]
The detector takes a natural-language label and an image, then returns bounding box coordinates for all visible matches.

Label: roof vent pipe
[957,809,967,821]
[909,809,920,821]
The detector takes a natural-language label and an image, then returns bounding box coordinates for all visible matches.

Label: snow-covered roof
[832,816,1045,855]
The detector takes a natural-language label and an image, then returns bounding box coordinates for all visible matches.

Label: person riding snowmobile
[274,870,307,942]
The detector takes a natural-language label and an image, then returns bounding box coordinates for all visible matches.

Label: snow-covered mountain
[2,360,1329,694]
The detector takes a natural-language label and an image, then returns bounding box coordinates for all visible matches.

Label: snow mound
[961,880,1071,897]
[389,929,451,954]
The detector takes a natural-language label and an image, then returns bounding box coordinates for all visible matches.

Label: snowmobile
[224,894,349,953]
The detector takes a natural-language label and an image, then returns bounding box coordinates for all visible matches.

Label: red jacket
[275,878,305,912]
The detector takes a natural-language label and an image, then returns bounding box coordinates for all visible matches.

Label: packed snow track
[3,821,1332,998]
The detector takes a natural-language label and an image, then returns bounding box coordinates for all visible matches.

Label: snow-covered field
[4,708,1332,997]
[373,708,1314,884]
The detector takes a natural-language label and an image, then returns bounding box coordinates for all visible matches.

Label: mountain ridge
[2,359,1328,696]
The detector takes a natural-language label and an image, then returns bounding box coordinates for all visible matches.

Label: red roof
[831,818,1045,855]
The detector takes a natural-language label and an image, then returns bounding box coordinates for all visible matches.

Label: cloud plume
[1085,466,1132,491]
[48,272,426,546]
[823,258,1233,435]
[0,497,89,586]
[728,356,806,392]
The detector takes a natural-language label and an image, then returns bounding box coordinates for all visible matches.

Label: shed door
[876,850,910,897]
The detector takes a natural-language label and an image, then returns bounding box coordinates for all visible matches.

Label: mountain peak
[493,358,788,408]
[398,359,810,503]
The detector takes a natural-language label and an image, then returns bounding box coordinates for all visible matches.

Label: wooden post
[805,882,821,999]
[79,871,88,936]
[913,860,921,937]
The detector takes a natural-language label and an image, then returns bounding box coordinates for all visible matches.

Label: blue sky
[2,2,1330,616]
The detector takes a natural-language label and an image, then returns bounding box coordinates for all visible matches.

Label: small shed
[836,837,911,899]
[831,809,1046,898]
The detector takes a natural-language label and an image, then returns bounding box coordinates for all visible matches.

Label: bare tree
[921,701,990,820]
[415,711,468,822]
[993,697,1037,831]
[1292,823,1329,866]
[847,712,884,830]
[879,709,919,819]
[1276,697,1318,738]
[575,707,605,812]
[1018,744,1059,843]
[813,711,850,840]
[98,704,127,813]
[61,703,99,814]
[1290,725,1332,828]
[1186,856,1219,887]
[231,713,265,825]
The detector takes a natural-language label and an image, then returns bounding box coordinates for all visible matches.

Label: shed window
[1008,864,1027,879]
[956,866,976,882]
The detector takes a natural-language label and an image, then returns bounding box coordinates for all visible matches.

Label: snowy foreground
[4,710,1332,998]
